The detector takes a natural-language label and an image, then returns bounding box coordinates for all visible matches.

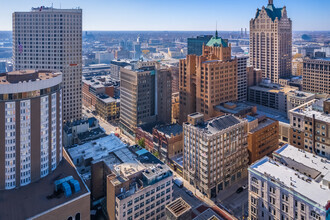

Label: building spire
[269,0,273,5]
[215,21,218,38]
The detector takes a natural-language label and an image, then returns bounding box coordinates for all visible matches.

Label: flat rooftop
[291,101,330,123]
[274,145,330,182]
[249,83,296,94]
[0,70,61,84]
[166,197,191,217]
[250,155,330,208]
[190,115,244,135]
[0,152,89,219]
[246,101,289,123]
[193,208,223,220]
[249,117,277,133]
[156,123,183,137]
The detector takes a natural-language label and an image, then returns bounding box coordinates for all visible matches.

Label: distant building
[115,47,130,60]
[236,56,248,101]
[106,146,173,220]
[248,144,330,220]
[250,0,292,83]
[292,58,304,76]
[183,113,248,198]
[179,36,237,123]
[95,51,114,64]
[303,57,330,95]
[13,7,83,121]
[110,59,136,81]
[248,79,298,113]
[247,115,279,164]
[187,35,213,56]
[289,99,330,159]
[172,92,180,123]
[247,67,262,88]
[286,90,315,117]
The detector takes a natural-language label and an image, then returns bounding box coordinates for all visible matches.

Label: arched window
[75,213,81,220]
[67,217,73,220]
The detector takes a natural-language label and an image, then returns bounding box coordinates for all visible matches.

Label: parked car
[185,190,193,197]
[236,187,243,193]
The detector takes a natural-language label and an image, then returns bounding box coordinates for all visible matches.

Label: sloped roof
[206,37,228,48]
[255,3,284,21]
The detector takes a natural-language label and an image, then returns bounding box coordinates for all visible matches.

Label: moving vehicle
[173,178,183,188]
[185,190,193,197]
[236,187,243,193]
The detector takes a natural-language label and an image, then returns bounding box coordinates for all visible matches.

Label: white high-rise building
[13,6,82,121]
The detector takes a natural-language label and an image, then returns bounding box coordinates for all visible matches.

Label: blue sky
[0,0,329,31]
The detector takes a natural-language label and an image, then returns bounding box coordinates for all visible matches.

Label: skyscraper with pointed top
[249,0,292,83]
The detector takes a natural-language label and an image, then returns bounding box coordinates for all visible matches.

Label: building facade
[120,66,157,138]
[187,35,213,56]
[303,58,330,95]
[250,0,292,83]
[248,80,298,113]
[179,36,237,123]
[0,70,62,189]
[156,68,172,124]
[107,151,173,220]
[289,99,330,159]
[183,113,249,198]
[13,7,83,121]
[248,145,330,220]
[247,116,279,164]
[237,56,248,101]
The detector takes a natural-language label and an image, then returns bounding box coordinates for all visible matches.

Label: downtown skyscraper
[250,0,292,83]
[12,6,83,121]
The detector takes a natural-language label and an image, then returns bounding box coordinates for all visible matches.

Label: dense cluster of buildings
[0,0,329,219]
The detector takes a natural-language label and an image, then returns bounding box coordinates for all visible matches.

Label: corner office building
[0,70,90,219]
[13,7,83,121]
[183,113,249,198]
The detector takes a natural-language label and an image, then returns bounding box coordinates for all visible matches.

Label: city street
[172,184,203,209]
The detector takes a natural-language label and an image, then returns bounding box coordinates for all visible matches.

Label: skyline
[0,0,329,31]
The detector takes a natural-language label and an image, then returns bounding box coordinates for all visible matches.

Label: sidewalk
[216,177,248,203]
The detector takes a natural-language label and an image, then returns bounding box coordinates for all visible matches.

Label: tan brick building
[179,36,237,123]
[303,57,330,95]
[250,0,292,83]
[247,116,279,164]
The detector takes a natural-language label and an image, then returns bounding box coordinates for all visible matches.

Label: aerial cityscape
[0,0,329,220]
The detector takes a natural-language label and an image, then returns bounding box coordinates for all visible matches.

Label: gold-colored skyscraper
[250,0,292,83]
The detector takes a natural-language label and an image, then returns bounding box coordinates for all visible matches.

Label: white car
[242,184,247,189]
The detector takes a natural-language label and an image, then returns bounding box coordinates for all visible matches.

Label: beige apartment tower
[250,0,292,83]
[13,7,83,121]
[179,35,237,123]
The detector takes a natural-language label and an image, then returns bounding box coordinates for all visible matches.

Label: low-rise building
[247,115,279,164]
[107,147,173,220]
[248,144,330,220]
[286,90,315,117]
[289,99,330,159]
[248,79,298,113]
[183,113,249,198]
[63,117,106,147]
[153,124,183,163]
[95,94,120,122]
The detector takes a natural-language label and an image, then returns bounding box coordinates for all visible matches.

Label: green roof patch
[206,37,229,48]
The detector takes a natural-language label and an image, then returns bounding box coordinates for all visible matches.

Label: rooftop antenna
[215,21,218,38]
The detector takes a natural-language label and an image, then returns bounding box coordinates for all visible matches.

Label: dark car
[236,187,243,193]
